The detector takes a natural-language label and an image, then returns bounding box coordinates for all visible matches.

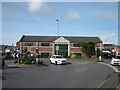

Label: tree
[81,41,95,58]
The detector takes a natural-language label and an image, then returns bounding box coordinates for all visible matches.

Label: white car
[111,56,120,65]
[50,55,66,65]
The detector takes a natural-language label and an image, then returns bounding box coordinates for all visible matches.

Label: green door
[55,44,68,57]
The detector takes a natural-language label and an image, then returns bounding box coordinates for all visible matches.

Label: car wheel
[55,61,58,65]
[50,60,53,64]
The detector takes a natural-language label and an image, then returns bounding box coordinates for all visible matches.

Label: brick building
[16,35,102,57]
[115,46,120,55]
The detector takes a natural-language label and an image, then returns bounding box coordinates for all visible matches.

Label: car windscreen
[56,56,64,58]
[114,56,120,59]
[52,56,56,58]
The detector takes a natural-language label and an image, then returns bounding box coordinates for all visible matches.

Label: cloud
[99,33,116,42]
[28,2,43,12]
[42,5,54,15]
[102,13,117,20]
[64,11,80,20]
[28,1,54,15]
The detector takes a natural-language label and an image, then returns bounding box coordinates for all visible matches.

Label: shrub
[28,57,36,61]
[14,56,44,64]
[20,60,24,64]
[19,57,36,64]
[23,59,32,64]
[32,61,36,64]
[36,60,43,64]
[71,55,78,58]
[14,59,18,63]
[67,56,71,58]
[81,56,89,59]
[19,57,25,60]
[48,55,52,58]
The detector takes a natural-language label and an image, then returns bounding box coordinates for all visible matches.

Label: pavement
[2,58,118,88]
[98,72,120,88]
[96,59,120,89]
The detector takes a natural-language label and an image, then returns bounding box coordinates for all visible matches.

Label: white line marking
[97,62,120,73]
[98,73,118,88]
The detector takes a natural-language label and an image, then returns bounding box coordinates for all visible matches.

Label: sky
[1,1,118,46]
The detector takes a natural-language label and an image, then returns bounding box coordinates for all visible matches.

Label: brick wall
[70,48,82,52]
[70,43,82,53]
[16,42,20,49]
[18,42,53,56]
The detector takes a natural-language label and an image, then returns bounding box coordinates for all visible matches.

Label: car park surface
[2,59,117,88]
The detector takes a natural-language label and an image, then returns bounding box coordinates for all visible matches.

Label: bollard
[99,56,102,61]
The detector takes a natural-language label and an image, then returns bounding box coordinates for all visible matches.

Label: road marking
[98,73,118,88]
[97,62,120,73]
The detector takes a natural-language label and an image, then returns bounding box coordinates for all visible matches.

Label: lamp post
[94,44,98,59]
[56,19,59,55]
[95,47,97,59]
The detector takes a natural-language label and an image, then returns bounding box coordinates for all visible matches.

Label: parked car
[50,55,66,65]
[111,55,120,65]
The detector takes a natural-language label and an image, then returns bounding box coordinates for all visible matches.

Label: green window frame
[41,43,50,46]
[25,43,33,46]
[41,52,49,58]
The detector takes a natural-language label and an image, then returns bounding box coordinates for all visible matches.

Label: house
[0,45,16,54]
[115,46,120,55]
[16,35,102,57]
[0,45,16,59]
[100,44,120,57]
[102,44,115,50]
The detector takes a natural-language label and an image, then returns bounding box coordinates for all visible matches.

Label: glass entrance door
[55,44,68,57]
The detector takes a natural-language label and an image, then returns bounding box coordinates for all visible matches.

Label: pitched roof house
[16,35,102,57]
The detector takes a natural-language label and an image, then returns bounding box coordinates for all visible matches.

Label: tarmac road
[2,59,116,88]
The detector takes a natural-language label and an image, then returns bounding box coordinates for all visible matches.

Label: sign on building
[56,46,59,50]
[16,49,20,53]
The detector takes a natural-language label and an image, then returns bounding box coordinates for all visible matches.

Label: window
[56,56,64,58]
[41,43,50,46]
[25,43,33,46]
[52,56,56,58]
[115,56,120,59]
[41,53,49,58]
[73,43,81,47]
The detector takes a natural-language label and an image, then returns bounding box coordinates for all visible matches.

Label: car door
[51,56,56,63]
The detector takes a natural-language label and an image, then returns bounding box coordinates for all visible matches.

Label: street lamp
[56,19,59,55]
[95,47,97,59]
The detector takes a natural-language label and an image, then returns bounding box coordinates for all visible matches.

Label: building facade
[115,46,120,55]
[16,35,102,57]
[101,44,115,51]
